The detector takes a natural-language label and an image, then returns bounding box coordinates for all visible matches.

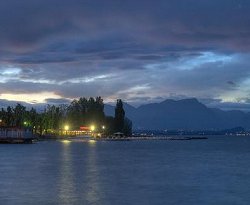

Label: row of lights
[0,120,106,133]
[64,125,105,131]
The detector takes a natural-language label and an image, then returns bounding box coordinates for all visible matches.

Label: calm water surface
[1,136,250,205]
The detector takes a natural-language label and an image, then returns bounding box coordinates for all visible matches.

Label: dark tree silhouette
[67,96,105,130]
[114,99,125,132]
[105,116,115,135]
[123,117,132,136]
[0,97,132,137]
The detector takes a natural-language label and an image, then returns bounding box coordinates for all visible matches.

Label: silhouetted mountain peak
[123,102,136,110]
[159,98,202,106]
[105,98,250,130]
[178,98,199,104]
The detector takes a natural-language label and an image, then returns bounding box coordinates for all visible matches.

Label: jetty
[0,127,35,144]
[129,136,208,140]
[95,135,208,141]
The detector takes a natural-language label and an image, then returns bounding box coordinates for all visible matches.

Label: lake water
[1,136,250,205]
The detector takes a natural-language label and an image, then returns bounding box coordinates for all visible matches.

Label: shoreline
[96,136,208,141]
[38,135,208,141]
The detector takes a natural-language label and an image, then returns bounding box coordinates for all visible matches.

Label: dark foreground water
[1,136,250,205]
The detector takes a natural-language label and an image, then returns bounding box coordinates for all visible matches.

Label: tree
[105,116,115,135]
[114,99,125,132]
[66,97,105,130]
[13,104,26,127]
[123,117,132,136]
[0,96,132,137]
[67,99,82,129]
[5,106,14,127]
[27,107,38,133]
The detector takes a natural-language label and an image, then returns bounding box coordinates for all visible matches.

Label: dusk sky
[1,0,250,110]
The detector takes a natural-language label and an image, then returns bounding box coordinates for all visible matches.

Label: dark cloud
[227,81,236,87]
[45,98,71,104]
[11,55,76,64]
[0,0,250,109]
[0,0,250,52]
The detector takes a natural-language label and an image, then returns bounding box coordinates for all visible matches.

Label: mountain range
[104,98,250,131]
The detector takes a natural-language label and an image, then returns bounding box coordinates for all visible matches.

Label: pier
[95,135,208,141]
[0,127,35,144]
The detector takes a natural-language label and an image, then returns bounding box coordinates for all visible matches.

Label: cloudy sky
[1,0,250,110]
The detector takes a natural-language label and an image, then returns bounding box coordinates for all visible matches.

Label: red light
[80,126,90,131]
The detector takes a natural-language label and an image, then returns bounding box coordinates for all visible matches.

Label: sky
[1,0,250,110]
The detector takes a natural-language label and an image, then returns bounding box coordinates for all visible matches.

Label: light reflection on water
[1,136,250,205]
[57,139,101,204]
[84,140,102,204]
[58,140,76,204]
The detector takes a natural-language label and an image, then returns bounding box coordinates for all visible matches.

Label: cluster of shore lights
[63,124,105,131]
[90,125,106,131]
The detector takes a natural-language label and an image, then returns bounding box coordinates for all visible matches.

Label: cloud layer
[1,0,250,109]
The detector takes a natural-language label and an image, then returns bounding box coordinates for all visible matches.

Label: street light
[101,125,106,137]
[90,125,95,132]
[64,125,69,131]
[64,125,69,136]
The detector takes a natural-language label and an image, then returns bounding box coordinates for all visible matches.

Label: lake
[1,136,250,205]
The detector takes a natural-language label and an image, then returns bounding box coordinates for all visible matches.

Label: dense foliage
[0,97,132,136]
[114,99,132,136]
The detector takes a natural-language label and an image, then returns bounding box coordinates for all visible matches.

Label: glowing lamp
[64,125,69,131]
[90,125,95,131]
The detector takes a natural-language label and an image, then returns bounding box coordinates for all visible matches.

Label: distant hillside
[104,98,250,130]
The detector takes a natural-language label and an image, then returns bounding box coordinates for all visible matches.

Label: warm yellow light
[102,125,105,129]
[90,125,95,131]
[64,125,69,131]
[89,139,96,144]
[0,92,63,104]
[62,140,71,144]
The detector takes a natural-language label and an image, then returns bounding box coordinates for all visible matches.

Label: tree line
[0,97,132,136]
